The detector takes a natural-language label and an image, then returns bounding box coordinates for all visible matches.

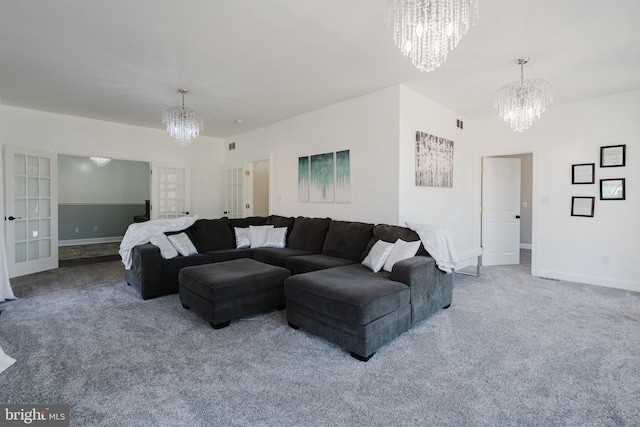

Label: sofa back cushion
[322,220,374,261]
[187,218,235,252]
[228,216,268,229]
[287,216,331,253]
[368,224,428,256]
[266,215,295,244]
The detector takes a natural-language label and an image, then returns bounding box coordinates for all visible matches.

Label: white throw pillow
[167,232,198,256]
[149,234,179,259]
[383,239,421,272]
[234,227,251,249]
[362,240,395,273]
[262,227,288,248]
[249,225,274,248]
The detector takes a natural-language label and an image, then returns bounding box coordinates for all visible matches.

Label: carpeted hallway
[1,252,638,426]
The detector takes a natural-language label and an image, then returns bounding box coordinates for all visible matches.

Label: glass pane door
[226,168,244,219]
[152,163,190,220]
[4,146,58,278]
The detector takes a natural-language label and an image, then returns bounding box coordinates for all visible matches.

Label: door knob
[7,216,22,221]
[515,215,521,219]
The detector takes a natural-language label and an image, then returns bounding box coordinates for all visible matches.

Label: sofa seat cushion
[284,264,410,326]
[208,248,254,262]
[160,253,213,280]
[252,247,313,267]
[284,254,356,275]
[321,220,374,262]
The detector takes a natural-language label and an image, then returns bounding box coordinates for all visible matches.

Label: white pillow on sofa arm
[149,234,179,259]
[382,238,421,272]
[362,240,395,273]
[167,232,198,256]
[262,227,288,248]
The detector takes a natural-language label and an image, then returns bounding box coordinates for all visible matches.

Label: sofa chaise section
[285,264,411,361]
[283,223,453,361]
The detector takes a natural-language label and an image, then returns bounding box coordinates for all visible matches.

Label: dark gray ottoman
[179,259,290,329]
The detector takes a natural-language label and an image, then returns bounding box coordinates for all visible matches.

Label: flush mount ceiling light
[387,0,479,72]
[162,89,204,147]
[494,58,553,132]
[90,156,111,167]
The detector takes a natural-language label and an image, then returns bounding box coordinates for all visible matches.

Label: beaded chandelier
[162,89,204,147]
[494,58,553,132]
[387,0,479,72]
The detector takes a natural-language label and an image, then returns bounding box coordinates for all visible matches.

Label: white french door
[151,163,190,219]
[225,167,245,219]
[4,146,58,278]
[481,157,521,266]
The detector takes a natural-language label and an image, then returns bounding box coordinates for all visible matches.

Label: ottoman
[179,258,290,329]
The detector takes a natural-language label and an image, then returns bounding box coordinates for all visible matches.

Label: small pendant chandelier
[162,89,204,147]
[90,157,111,167]
[494,58,553,132]
[387,0,479,72]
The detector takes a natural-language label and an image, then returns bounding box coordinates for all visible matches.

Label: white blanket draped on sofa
[406,222,458,274]
[119,216,199,269]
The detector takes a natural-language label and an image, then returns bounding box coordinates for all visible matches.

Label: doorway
[481,152,533,267]
[58,155,150,246]
[225,159,270,219]
[251,159,270,216]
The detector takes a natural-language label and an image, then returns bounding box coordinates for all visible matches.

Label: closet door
[4,146,58,277]
[152,163,190,219]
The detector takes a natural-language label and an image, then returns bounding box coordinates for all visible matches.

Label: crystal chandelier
[387,0,479,72]
[162,89,204,147]
[90,157,111,167]
[494,58,553,132]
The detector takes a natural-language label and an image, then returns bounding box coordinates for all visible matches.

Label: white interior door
[152,163,190,219]
[482,157,521,266]
[4,146,58,278]
[225,167,244,219]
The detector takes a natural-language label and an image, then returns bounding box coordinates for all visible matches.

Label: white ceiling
[1,0,640,138]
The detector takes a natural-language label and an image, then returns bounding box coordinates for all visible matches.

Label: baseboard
[534,269,640,293]
[59,237,122,246]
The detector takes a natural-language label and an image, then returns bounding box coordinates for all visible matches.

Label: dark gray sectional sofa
[125,215,452,360]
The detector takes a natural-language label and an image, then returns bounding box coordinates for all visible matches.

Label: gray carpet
[1,253,639,426]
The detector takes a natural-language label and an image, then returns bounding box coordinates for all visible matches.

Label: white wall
[225,86,401,225]
[398,85,474,246]
[1,106,226,218]
[470,90,640,292]
[58,155,149,203]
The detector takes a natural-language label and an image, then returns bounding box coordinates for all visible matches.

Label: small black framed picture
[571,196,595,217]
[572,163,595,184]
[600,178,625,200]
[600,145,626,168]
